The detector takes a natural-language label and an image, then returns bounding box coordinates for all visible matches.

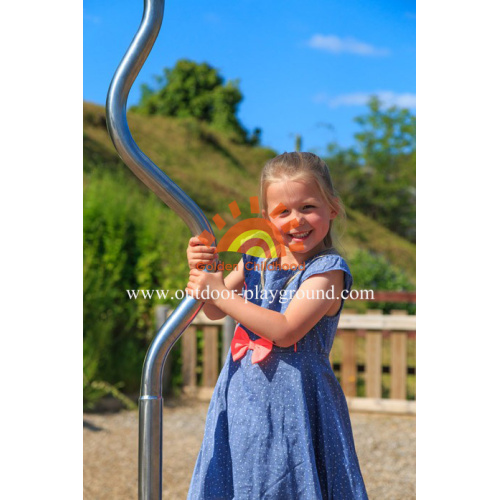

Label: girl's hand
[185,267,226,303]
[186,236,218,270]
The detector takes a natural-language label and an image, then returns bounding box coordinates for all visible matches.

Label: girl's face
[263,179,337,261]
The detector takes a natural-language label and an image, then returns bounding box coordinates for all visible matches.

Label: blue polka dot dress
[187,249,368,499]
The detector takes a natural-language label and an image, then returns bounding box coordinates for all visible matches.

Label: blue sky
[84,0,415,155]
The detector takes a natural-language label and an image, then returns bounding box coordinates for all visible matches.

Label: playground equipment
[105,1,215,498]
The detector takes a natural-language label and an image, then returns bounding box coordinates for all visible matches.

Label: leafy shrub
[84,168,191,400]
[347,249,415,313]
[133,59,250,144]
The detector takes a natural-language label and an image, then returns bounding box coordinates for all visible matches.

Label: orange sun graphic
[198,196,304,258]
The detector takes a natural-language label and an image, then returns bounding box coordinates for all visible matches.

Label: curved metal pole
[105,1,215,498]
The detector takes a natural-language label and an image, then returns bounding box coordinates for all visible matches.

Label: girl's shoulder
[300,249,353,289]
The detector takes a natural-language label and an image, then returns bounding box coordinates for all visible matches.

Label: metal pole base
[139,396,163,500]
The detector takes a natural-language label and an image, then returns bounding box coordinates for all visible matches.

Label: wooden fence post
[340,310,357,397]
[390,310,408,400]
[182,325,197,391]
[365,310,382,398]
[202,325,219,387]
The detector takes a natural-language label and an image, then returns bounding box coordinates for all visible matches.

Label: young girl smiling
[186,152,368,499]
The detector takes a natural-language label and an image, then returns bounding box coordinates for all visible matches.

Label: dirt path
[84,398,415,499]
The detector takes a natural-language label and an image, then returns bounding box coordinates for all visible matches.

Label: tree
[133,59,250,143]
[326,97,416,242]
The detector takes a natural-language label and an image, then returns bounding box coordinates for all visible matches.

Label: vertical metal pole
[105,1,216,498]
[223,316,236,358]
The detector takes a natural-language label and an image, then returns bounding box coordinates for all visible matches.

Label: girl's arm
[202,260,245,320]
[186,267,345,347]
[186,236,245,320]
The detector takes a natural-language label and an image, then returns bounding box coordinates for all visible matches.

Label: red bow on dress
[231,324,273,364]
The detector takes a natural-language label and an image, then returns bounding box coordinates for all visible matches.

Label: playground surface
[83,397,415,499]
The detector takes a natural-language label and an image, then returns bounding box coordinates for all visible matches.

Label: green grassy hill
[83,101,415,280]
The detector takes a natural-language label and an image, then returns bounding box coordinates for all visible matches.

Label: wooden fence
[157,293,416,414]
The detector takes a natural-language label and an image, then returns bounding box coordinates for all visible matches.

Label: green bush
[347,249,415,313]
[133,59,250,144]
[83,168,191,401]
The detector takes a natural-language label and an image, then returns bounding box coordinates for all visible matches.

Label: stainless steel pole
[105,1,215,498]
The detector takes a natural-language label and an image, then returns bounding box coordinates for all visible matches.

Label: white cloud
[307,34,390,56]
[315,91,416,109]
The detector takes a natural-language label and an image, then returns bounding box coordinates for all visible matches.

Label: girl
[185,152,368,499]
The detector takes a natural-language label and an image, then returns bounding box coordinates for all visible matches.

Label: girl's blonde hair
[260,152,346,252]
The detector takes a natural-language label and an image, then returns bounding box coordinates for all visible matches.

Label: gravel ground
[83,398,415,499]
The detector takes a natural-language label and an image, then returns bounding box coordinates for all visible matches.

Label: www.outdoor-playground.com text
[126,286,374,303]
